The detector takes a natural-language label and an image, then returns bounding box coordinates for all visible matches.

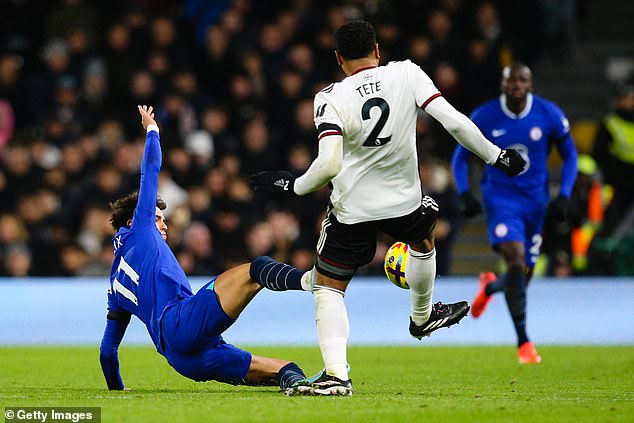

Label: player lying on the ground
[100,105,311,391]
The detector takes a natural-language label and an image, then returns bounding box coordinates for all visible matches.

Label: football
[384,242,409,289]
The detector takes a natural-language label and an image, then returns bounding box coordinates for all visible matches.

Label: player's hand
[137,105,157,130]
[547,194,572,221]
[249,171,297,196]
[459,191,483,218]
[493,148,526,177]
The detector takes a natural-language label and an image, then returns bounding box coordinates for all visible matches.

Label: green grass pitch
[1,346,633,422]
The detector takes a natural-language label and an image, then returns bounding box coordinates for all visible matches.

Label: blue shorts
[484,202,546,268]
[160,279,252,384]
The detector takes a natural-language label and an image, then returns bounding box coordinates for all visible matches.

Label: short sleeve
[314,88,344,140]
[314,88,343,129]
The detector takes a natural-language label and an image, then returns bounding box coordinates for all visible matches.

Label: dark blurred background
[0,0,633,278]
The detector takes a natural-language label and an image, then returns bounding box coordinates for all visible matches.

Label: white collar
[500,93,533,119]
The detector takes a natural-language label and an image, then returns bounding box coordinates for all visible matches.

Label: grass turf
[1,346,633,423]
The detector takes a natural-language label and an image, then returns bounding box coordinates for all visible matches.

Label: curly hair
[109,192,167,230]
[334,20,376,60]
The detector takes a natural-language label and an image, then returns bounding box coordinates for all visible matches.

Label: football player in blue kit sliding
[100,105,311,391]
[451,62,578,363]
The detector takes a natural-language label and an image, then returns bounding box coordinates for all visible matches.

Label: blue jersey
[107,129,193,355]
[453,93,575,209]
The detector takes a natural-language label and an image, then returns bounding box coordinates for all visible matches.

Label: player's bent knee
[410,236,435,253]
[313,268,350,292]
[507,261,526,276]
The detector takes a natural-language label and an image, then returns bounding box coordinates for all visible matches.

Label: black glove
[249,171,297,196]
[547,194,572,221]
[459,191,483,218]
[493,148,526,177]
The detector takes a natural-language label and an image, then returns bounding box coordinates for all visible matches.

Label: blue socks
[250,256,305,291]
[276,362,306,389]
[483,272,529,347]
[485,276,506,296]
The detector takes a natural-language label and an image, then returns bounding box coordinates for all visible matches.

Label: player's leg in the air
[385,196,470,340]
[471,271,497,318]
[472,210,523,318]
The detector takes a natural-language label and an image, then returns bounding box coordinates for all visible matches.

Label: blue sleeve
[451,145,473,195]
[547,100,571,140]
[99,318,129,390]
[555,133,578,198]
[132,130,162,230]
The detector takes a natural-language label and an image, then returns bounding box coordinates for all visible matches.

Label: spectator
[592,78,634,237]
[419,158,461,276]
[28,39,72,118]
[199,104,239,157]
[0,99,15,150]
[0,0,588,277]
[181,221,219,275]
[79,238,114,276]
[0,55,26,128]
[59,241,89,276]
[4,245,32,276]
[0,213,30,276]
[239,117,281,177]
[569,155,608,274]
[103,22,137,111]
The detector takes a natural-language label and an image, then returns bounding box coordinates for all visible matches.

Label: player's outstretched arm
[425,96,526,176]
[99,313,130,390]
[138,104,157,130]
[133,105,162,230]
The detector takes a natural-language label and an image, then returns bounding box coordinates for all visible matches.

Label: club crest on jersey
[495,223,508,238]
[529,126,543,141]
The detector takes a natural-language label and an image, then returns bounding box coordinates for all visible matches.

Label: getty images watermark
[4,408,100,423]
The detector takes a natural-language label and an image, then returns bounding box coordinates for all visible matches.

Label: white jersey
[314,59,441,224]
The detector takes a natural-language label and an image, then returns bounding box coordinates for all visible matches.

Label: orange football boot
[518,341,542,364]
[470,272,496,318]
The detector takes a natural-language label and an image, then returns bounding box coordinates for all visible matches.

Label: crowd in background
[0,0,608,277]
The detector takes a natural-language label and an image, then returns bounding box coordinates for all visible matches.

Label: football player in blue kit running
[99,105,310,391]
[451,62,578,363]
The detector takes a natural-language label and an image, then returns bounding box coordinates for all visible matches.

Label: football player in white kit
[251,20,526,396]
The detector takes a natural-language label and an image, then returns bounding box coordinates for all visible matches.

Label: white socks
[314,285,349,380]
[406,248,436,326]
[300,270,313,291]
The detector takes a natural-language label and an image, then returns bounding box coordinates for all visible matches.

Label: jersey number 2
[362,98,391,147]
